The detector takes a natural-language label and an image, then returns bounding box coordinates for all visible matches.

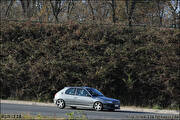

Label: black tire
[93,102,103,111]
[56,99,65,109]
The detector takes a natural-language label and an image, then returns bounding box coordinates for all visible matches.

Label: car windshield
[86,88,104,97]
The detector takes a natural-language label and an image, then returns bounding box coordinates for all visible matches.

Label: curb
[1,100,179,115]
[121,106,179,115]
[1,100,55,107]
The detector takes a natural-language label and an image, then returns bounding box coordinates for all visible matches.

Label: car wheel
[94,102,103,111]
[70,106,76,109]
[56,99,65,109]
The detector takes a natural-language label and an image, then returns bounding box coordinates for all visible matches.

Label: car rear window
[65,88,76,95]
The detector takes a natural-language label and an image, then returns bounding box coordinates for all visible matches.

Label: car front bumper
[103,103,120,109]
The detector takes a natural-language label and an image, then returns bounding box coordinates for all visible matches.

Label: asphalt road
[1,103,179,119]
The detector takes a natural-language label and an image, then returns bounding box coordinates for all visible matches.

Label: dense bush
[0,21,179,108]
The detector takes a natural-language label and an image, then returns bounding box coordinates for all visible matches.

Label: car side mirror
[87,94,91,97]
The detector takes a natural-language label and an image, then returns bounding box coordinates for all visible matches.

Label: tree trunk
[125,0,136,27]
[111,0,116,24]
[20,0,26,17]
[55,14,59,22]
[173,14,176,28]
[50,0,62,23]
[156,0,165,27]
[167,1,178,28]
[67,1,75,20]
[178,2,180,29]
[88,0,95,20]
[157,1,161,27]
[178,13,180,29]
[20,0,32,18]
[5,0,14,17]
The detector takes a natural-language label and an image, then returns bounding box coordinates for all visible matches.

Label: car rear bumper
[53,98,57,104]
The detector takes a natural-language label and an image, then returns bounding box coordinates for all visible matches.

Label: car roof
[65,86,91,89]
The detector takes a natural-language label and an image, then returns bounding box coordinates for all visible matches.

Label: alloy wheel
[56,99,65,109]
[94,102,103,111]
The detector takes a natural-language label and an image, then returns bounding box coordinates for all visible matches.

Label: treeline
[0,21,179,109]
[1,0,180,28]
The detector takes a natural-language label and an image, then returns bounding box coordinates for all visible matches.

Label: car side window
[76,88,89,97]
[65,88,76,95]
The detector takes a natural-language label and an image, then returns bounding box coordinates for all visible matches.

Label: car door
[63,88,77,105]
[75,88,93,107]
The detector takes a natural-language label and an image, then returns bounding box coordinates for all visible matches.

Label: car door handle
[74,97,77,99]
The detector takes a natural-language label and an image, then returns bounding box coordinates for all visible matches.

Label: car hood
[95,96,119,102]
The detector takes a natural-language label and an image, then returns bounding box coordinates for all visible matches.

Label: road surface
[1,103,179,119]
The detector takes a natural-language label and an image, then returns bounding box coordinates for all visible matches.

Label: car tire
[56,99,65,109]
[93,102,103,111]
[70,106,76,109]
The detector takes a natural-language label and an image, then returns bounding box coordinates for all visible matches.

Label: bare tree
[50,0,65,22]
[67,0,75,20]
[105,0,117,24]
[20,0,36,18]
[5,0,15,17]
[167,0,179,28]
[125,0,137,27]
[111,0,117,24]
[87,0,95,21]
[156,0,166,27]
